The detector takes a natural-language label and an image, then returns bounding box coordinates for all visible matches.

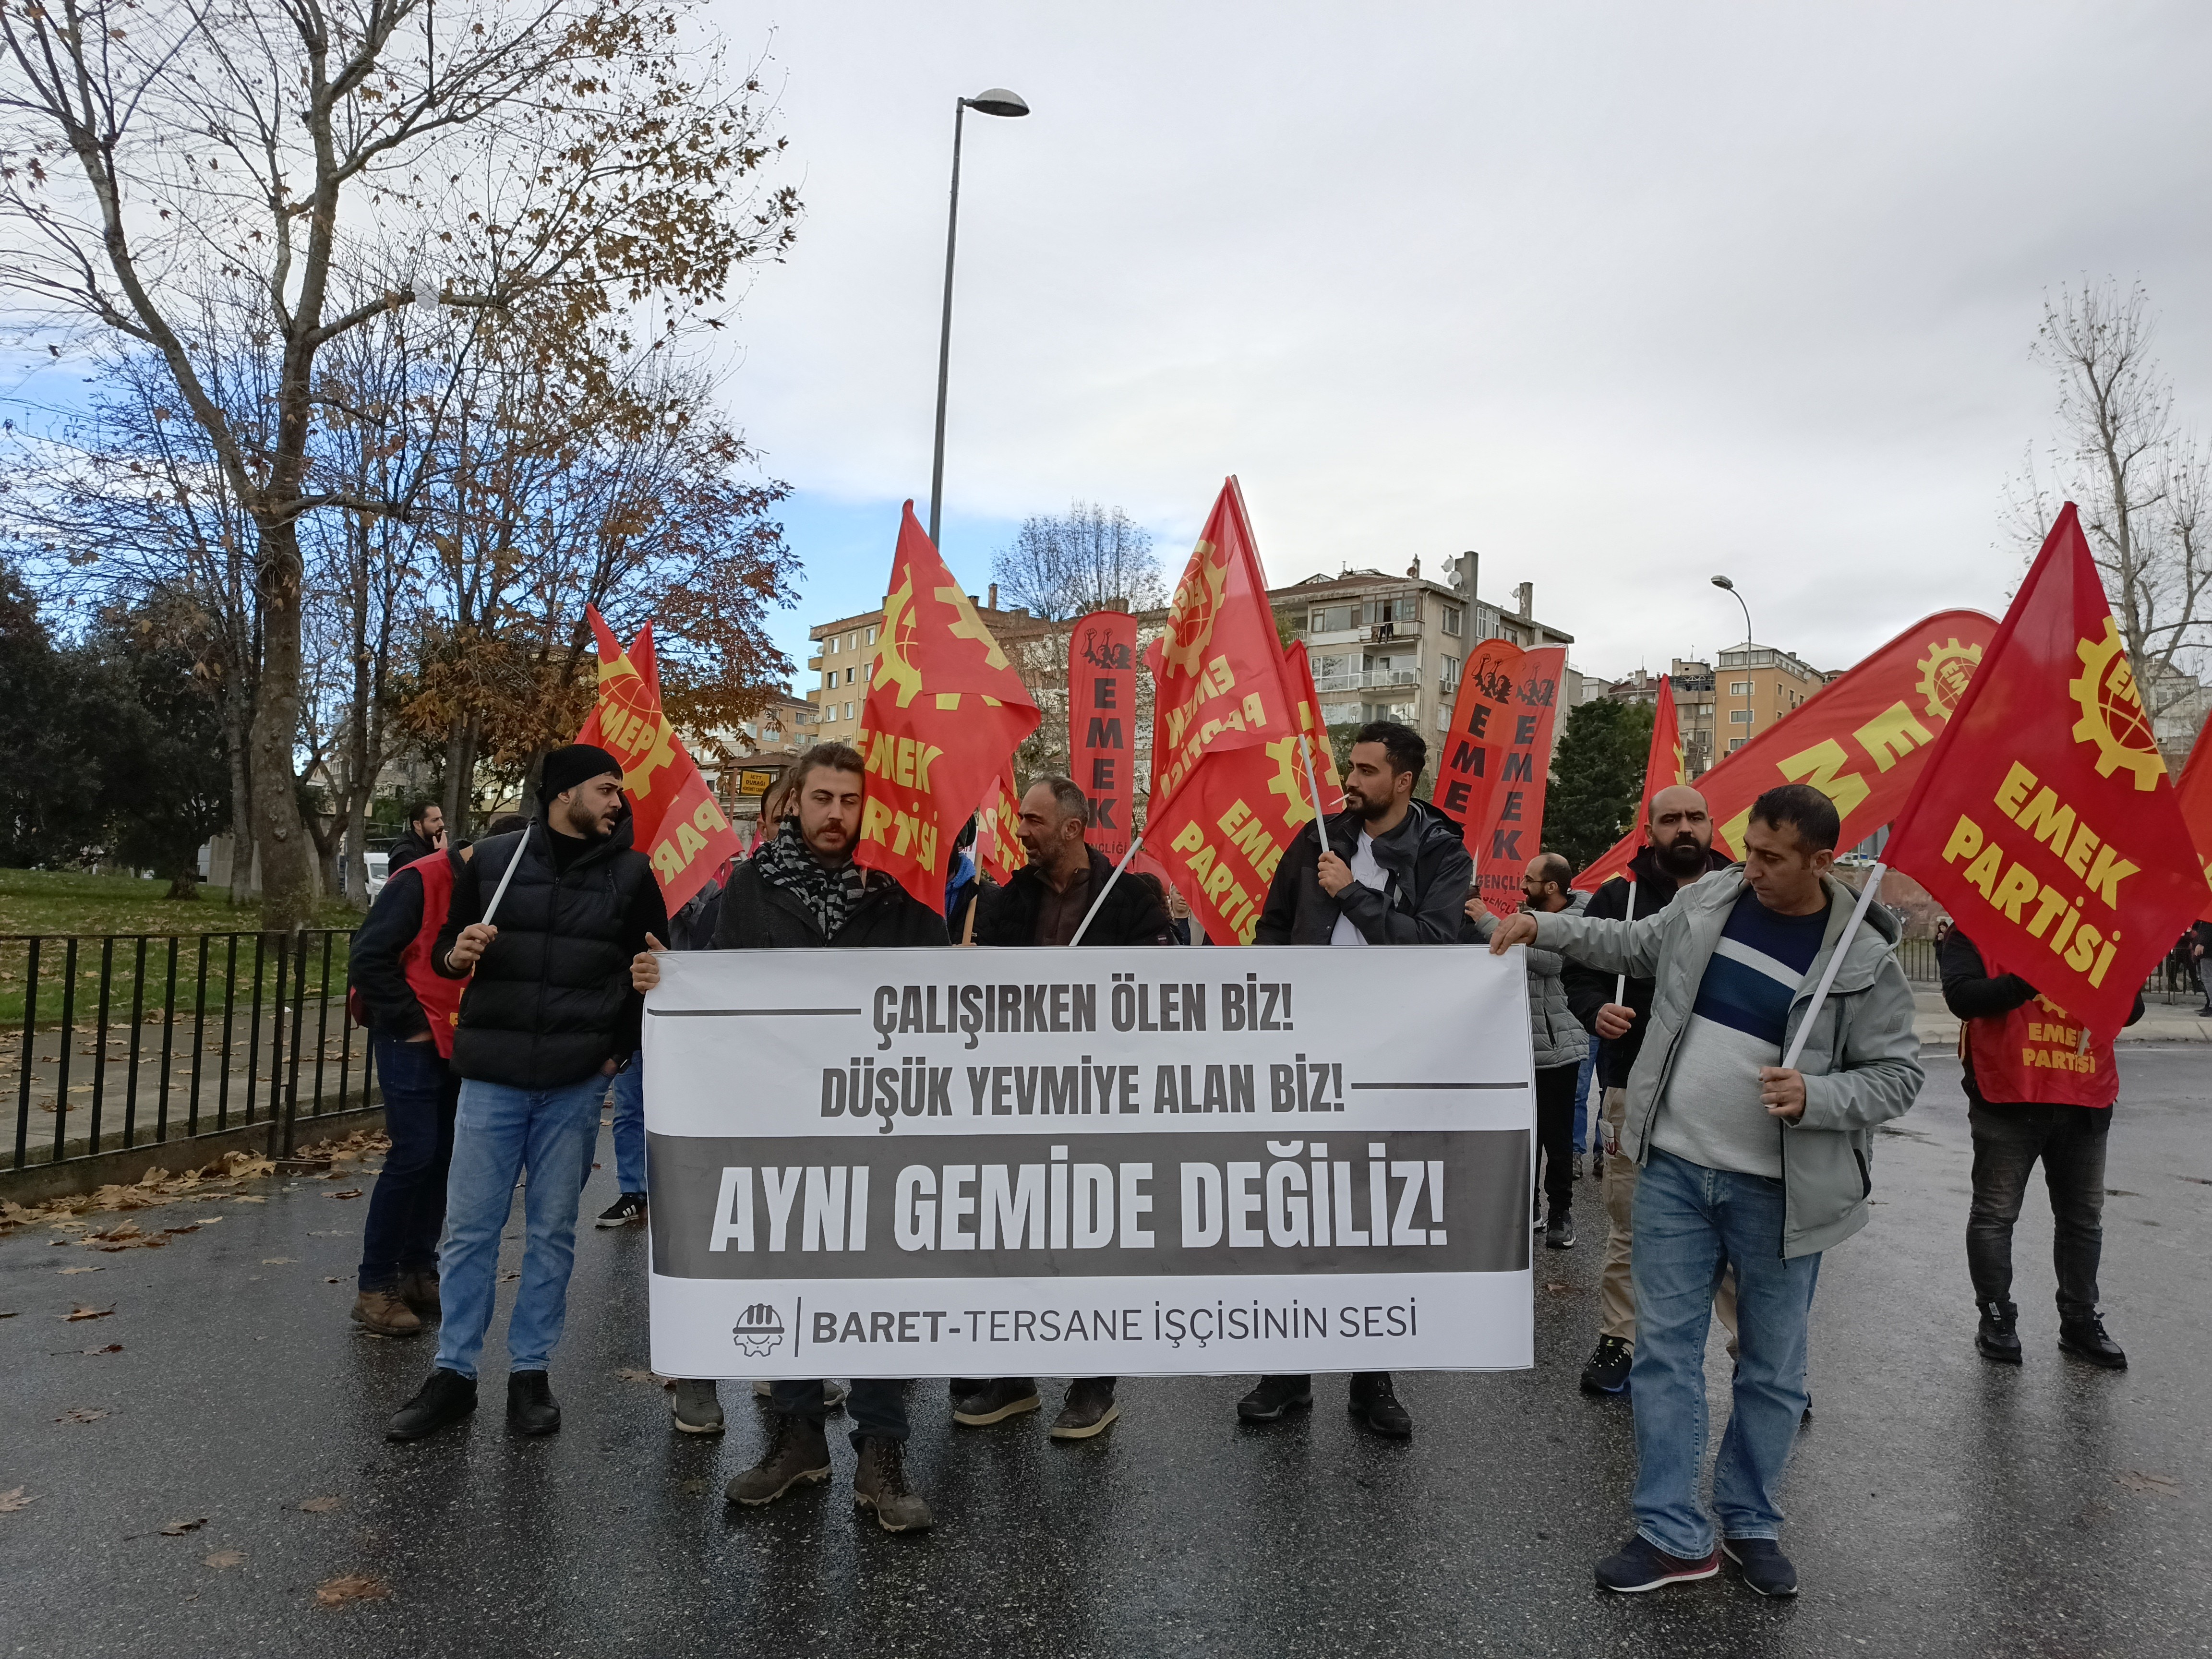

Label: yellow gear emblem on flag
[873,574,926,708]
[1914,637,1982,723]
[2067,617,2165,791]
[1265,735,1318,829]
[596,650,679,800]
[1159,540,1230,678]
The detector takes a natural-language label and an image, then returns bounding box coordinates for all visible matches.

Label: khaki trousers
[1598,1086,1739,1351]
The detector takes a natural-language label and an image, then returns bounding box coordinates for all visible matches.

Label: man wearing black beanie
[386,744,669,1443]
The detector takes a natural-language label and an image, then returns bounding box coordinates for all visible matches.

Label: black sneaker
[1348,1371,1412,1438]
[387,1368,477,1442]
[1581,1334,1633,1395]
[1236,1374,1312,1422]
[1546,1215,1576,1250]
[950,1377,1041,1426]
[596,1192,647,1227]
[1049,1378,1119,1440]
[2059,1314,2128,1370]
[1976,1298,2022,1364]
[1723,1537,1799,1597]
[1595,1535,1720,1593]
[507,1370,562,1434]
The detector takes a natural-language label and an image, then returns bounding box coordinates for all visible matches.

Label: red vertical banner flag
[2171,713,2212,922]
[854,504,1041,913]
[974,759,1028,886]
[1884,505,2205,1038]
[1280,641,1346,805]
[1430,637,1531,858]
[1462,647,1567,917]
[1144,479,1339,945]
[1068,611,1140,861]
[1643,676,1687,807]
[573,608,741,914]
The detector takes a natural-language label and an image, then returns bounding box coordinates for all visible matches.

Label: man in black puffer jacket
[386,744,668,1445]
[1240,720,1473,1440]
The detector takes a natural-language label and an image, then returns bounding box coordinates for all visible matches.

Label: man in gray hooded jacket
[1489,783,1921,1600]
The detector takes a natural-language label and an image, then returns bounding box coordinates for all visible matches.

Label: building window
[827,635,838,655]
[823,671,834,690]
[1309,603,1355,633]
[1440,654,1461,688]
[1729,680,1750,696]
[867,626,878,645]
[843,667,854,685]
[1730,738,1746,751]
[842,701,854,721]
[1440,604,1463,637]
[1729,709,1753,725]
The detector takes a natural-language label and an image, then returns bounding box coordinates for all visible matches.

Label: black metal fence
[1892,934,2197,1004]
[4,928,375,1175]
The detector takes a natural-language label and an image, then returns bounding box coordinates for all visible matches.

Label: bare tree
[991,503,1164,623]
[0,0,798,927]
[2013,281,2212,737]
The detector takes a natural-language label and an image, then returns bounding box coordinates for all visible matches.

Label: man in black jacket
[633,743,946,1530]
[385,745,668,1444]
[1239,721,1472,1437]
[1561,784,1734,1396]
[388,798,445,871]
[952,775,1174,1439]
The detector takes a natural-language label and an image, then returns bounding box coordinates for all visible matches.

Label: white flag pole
[1613,876,1637,1004]
[1069,832,1145,948]
[1780,863,1886,1071]
[480,816,532,927]
[1297,733,1331,831]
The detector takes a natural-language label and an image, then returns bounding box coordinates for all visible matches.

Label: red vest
[1965,950,2117,1109]
[399,851,467,1059]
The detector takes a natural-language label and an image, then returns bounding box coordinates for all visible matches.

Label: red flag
[1144,480,1336,945]
[854,505,1041,913]
[974,759,1028,886]
[1069,611,1140,860]
[2175,712,2212,923]
[1281,641,1346,808]
[1430,637,1531,859]
[1643,677,1686,809]
[573,608,741,914]
[1884,505,2204,1038]
[1574,610,1997,891]
[1464,648,1567,917]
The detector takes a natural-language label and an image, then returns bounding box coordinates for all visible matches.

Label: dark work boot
[1049,1378,1119,1440]
[1236,1374,1312,1422]
[951,1377,1040,1427]
[2059,1313,2128,1370]
[728,1413,832,1506]
[387,1368,476,1442]
[1348,1371,1413,1438]
[1975,1299,2022,1364]
[853,1437,934,1532]
[506,1370,561,1435]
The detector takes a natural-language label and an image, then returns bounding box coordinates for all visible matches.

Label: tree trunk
[222,692,256,906]
[166,866,201,901]
[250,518,317,932]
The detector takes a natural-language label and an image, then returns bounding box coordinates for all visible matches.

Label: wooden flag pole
[1780,863,1886,1071]
[1069,832,1146,948]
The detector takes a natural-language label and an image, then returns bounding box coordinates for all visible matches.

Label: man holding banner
[1242,720,1472,1437]
[1491,784,1923,1597]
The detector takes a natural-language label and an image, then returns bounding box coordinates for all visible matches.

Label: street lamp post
[1711,575,1754,751]
[928,87,1029,550]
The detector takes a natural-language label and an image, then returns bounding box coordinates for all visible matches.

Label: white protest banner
[643,946,1534,1379]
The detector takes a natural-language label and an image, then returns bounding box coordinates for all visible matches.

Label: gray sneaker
[672,1378,724,1434]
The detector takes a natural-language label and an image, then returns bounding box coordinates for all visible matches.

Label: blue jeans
[605,1050,646,1194]
[1628,1147,1821,1557]
[358,1034,459,1291]
[434,1073,606,1380]
[1572,1034,1597,1153]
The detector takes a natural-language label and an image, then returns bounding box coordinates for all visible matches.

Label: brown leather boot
[726,1412,831,1507]
[398,1270,441,1317]
[853,1436,934,1532]
[351,1288,422,1336]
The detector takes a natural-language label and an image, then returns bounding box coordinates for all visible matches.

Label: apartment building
[1603,643,1827,775]
[1271,552,1574,741]
[802,584,1054,745]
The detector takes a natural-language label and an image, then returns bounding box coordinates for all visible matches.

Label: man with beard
[388,798,445,870]
[951,775,1173,1440]
[386,746,667,1443]
[631,743,946,1531]
[1562,784,1734,1396]
[1238,721,1472,1437]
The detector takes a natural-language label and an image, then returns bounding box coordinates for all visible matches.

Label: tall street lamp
[928,86,1030,550]
[1711,575,1754,751]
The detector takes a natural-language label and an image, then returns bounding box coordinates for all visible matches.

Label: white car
[365,851,390,901]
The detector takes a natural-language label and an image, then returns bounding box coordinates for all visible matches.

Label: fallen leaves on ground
[297,1495,343,1513]
[204,1549,245,1569]
[498,1270,519,1282]
[60,1343,124,1356]
[59,1265,103,1274]
[261,1257,298,1265]
[312,1573,390,1609]
[159,1516,208,1535]
[0,1488,33,1513]
[1543,1281,1574,1295]
[615,1368,674,1385]
[61,1304,116,1321]
[2116,1470,2181,1496]
[0,1133,390,1238]
[327,1189,363,1200]
[55,1407,108,1424]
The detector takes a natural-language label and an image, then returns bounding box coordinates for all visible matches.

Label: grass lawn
[0,869,363,1028]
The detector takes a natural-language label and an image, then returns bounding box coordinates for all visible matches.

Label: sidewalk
[1911,987,2210,1046]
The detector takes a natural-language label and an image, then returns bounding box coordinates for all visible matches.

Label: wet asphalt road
[2,1047,2207,1659]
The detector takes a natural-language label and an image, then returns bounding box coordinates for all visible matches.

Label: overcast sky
[706,1,2212,687]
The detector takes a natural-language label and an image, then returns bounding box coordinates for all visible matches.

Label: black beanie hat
[538,743,625,806]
